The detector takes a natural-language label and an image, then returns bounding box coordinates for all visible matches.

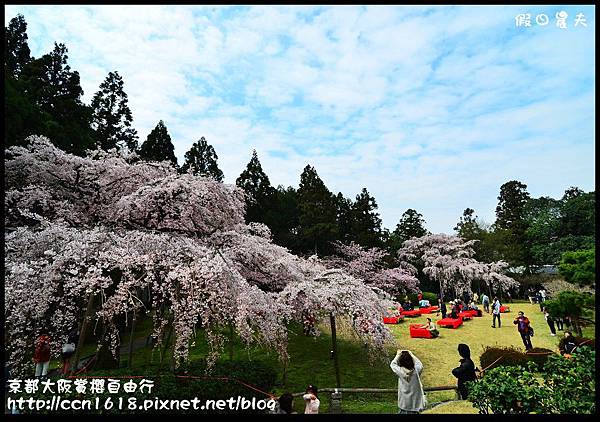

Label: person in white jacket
[390,349,427,414]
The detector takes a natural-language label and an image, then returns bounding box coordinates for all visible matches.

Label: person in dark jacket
[561,331,578,355]
[451,344,477,399]
[513,311,533,351]
[437,299,447,319]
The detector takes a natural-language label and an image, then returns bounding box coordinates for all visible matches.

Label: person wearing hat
[302,384,320,414]
[451,344,477,399]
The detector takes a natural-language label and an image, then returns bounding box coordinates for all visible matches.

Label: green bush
[409,291,438,305]
[469,361,546,414]
[469,346,595,414]
[542,346,595,413]
[558,248,595,286]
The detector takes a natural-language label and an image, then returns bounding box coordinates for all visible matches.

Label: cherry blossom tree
[397,234,519,299]
[5,136,396,377]
[324,241,419,298]
[278,267,396,387]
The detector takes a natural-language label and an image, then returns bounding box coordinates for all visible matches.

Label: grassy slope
[70,301,588,414]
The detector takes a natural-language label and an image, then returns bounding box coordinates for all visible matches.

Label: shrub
[469,361,546,414]
[479,346,528,371]
[470,346,595,414]
[409,291,438,305]
[524,348,554,370]
[542,346,595,413]
[558,248,595,286]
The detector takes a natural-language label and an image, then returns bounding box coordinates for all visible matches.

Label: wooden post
[329,313,341,388]
[73,293,94,371]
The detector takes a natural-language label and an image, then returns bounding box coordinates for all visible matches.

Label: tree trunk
[95,321,121,370]
[282,358,288,388]
[329,313,341,388]
[128,309,138,368]
[73,293,95,371]
[228,324,234,360]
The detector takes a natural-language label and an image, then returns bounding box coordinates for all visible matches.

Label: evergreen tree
[333,192,354,244]
[19,42,95,154]
[296,165,338,255]
[181,136,224,182]
[236,150,275,224]
[91,71,138,152]
[494,180,532,269]
[391,208,429,248]
[454,208,483,240]
[559,188,595,237]
[350,188,382,248]
[138,120,178,167]
[269,185,300,252]
[5,14,31,77]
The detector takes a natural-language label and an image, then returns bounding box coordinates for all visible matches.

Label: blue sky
[4,5,595,233]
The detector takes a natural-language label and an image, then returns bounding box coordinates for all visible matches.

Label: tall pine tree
[350,188,383,248]
[19,42,95,154]
[334,192,354,244]
[269,185,300,252]
[297,165,338,255]
[91,71,139,152]
[138,120,178,167]
[494,180,532,269]
[5,14,31,77]
[4,15,47,147]
[389,208,429,254]
[236,150,275,224]
[181,136,224,181]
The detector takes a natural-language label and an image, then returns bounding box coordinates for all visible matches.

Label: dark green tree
[454,208,483,239]
[138,120,178,166]
[392,209,428,244]
[19,42,95,154]
[350,188,383,248]
[236,150,275,224]
[181,136,224,181]
[494,180,532,270]
[296,165,338,255]
[268,185,300,252]
[91,71,138,152]
[558,248,595,286]
[523,196,562,266]
[333,192,354,244]
[5,14,31,77]
[559,189,595,237]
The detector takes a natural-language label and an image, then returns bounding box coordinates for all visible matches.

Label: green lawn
[53,301,591,414]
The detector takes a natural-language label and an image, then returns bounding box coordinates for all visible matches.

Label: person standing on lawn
[481,293,490,314]
[491,297,501,328]
[513,311,533,351]
[473,292,479,304]
[437,299,447,319]
[390,349,426,414]
[543,307,556,336]
[451,344,477,400]
[302,385,320,414]
[33,333,52,378]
